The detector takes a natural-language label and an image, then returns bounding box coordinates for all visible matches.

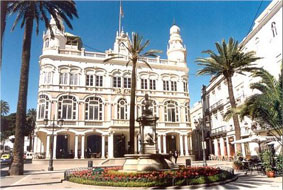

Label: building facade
[33,18,193,160]
[203,0,282,159]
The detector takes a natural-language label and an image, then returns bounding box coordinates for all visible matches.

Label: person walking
[173,150,178,164]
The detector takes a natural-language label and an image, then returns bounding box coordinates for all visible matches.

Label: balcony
[84,121,103,126]
[55,49,183,66]
[210,99,223,111]
[210,125,227,137]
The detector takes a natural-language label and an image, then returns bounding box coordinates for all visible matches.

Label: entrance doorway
[166,134,177,153]
[114,134,126,157]
[87,135,102,158]
[57,135,68,158]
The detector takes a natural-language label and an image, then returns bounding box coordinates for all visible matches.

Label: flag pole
[119,0,122,35]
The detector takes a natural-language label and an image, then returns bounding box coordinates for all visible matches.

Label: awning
[231,135,275,144]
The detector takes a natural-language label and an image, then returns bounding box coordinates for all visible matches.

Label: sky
[1,0,270,114]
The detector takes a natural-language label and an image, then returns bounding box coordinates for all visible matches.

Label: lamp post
[194,119,207,166]
[44,115,64,171]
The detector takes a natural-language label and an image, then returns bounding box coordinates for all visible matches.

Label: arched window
[43,71,53,84]
[58,96,77,120]
[141,99,157,116]
[44,38,49,48]
[117,99,127,120]
[38,95,49,119]
[85,97,103,120]
[185,102,190,122]
[164,101,179,122]
[59,69,79,85]
[271,22,277,37]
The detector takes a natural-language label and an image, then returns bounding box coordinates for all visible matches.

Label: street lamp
[194,119,207,166]
[44,115,64,171]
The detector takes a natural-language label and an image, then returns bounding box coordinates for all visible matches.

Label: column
[33,136,38,153]
[134,135,138,154]
[138,134,141,153]
[53,135,57,159]
[46,135,50,158]
[213,139,219,156]
[41,140,44,153]
[81,135,85,159]
[179,135,184,156]
[189,134,193,152]
[233,135,237,155]
[219,137,225,156]
[157,135,161,153]
[101,135,105,158]
[162,134,167,154]
[74,135,78,159]
[241,143,246,157]
[226,136,231,157]
[184,135,189,156]
[108,133,114,158]
[209,139,213,155]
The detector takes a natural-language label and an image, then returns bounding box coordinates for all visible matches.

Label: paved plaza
[0,160,282,190]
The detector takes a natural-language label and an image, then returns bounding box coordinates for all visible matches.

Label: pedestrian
[173,150,178,164]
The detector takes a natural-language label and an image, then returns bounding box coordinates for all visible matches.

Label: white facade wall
[35,22,194,159]
[205,0,282,158]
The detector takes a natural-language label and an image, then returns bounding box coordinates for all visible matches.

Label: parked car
[0,153,12,164]
[24,152,33,160]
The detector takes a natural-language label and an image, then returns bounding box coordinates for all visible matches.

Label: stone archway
[86,134,102,158]
[166,133,177,153]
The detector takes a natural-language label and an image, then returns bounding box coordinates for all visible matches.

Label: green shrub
[68,170,233,187]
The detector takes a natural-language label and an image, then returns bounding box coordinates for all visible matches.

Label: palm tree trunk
[129,59,137,154]
[1,1,7,41]
[10,17,33,175]
[1,0,8,68]
[226,77,242,153]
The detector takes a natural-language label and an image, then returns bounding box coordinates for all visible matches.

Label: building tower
[42,16,67,54]
[167,24,187,65]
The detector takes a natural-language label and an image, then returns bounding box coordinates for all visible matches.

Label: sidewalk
[1,160,282,190]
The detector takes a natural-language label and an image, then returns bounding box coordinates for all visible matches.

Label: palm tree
[104,33,161,154]
[0,100,10,116]
[7,0,78,175]
[227,68,283,146]
[26,108,36,152]
[1,0,9,66]
[195,37,261,153]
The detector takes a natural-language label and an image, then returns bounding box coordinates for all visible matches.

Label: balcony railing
[55,49,183,66]
[210,99,223,110]
[210,125,227,136]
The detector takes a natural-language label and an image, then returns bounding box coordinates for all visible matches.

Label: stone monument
[122,94,176,172]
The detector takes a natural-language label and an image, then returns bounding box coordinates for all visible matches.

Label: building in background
[202,0,282,160]
[33,17,194,160]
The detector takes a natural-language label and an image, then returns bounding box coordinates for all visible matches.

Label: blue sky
[1,0,270,113]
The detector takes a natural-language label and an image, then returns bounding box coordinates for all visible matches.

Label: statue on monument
[143,94,153,116]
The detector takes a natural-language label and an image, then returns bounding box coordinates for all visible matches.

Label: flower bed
[67,166,234,187]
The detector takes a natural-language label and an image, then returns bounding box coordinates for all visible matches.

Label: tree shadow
[0,181,62,188]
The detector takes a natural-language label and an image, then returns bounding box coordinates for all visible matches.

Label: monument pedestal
[122,154,176,172]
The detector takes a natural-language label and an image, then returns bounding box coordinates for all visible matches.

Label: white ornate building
[203,0,282,159]
[33,17,193,160]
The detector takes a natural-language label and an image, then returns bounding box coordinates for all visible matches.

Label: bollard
[185,159,191,167]
[88,160,93,168]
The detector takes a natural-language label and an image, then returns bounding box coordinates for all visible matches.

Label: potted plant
[233,160,243,171]
[265,167,275,177]
[262,150,275,177]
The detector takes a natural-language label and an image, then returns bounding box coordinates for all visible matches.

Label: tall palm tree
[227,68,283,146]
[104,33,161,154]
[0,100,10,116]
[1,0,9,67]
[7,0,78,175]
[195,37,261,153]
[26,108,36,152]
